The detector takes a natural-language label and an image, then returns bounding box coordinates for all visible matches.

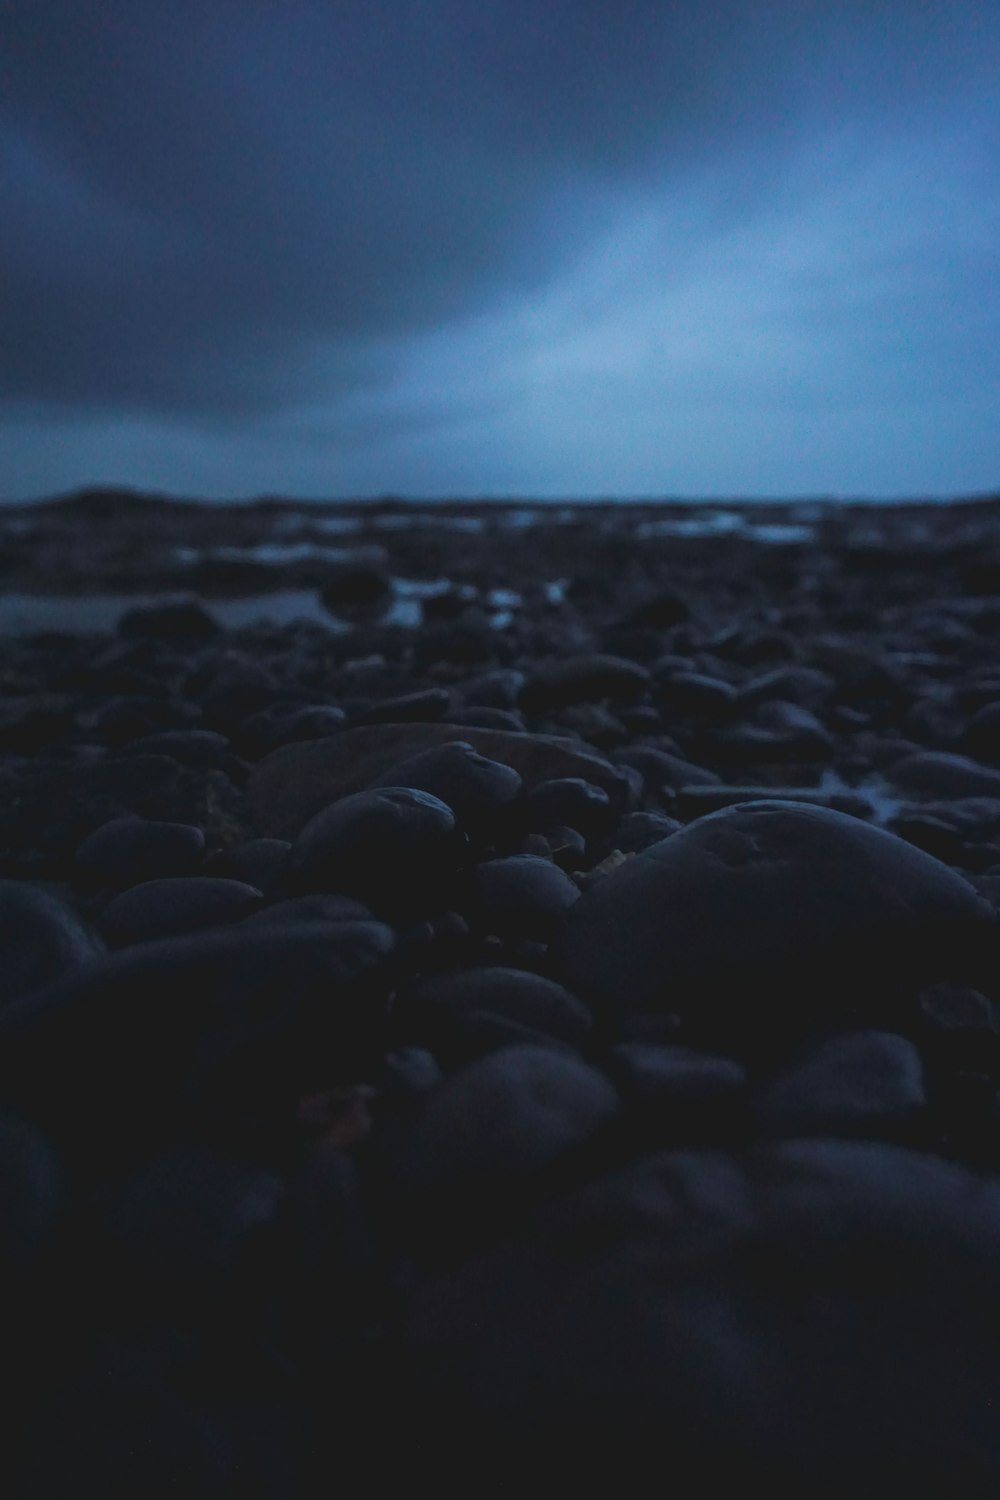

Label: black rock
[471,855,580,939]
[555,800,995,1037]
[286,787,464,909]
[525,777,614,838]
[354,689,452,725]
[99,877,265,946]
[0,880,105,1010]
[204,837,291,894]
[755,1030,927,1137]
[75,815,206,887]
[1,919,396,1164]
[124,729,231,768]
[368,741,523,835]
[397,966,593,1049]
[520,654,652,710]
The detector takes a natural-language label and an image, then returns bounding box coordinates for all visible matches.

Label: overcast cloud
[1,0,997,499]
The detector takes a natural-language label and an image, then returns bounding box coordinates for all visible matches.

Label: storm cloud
[1,1,998,497]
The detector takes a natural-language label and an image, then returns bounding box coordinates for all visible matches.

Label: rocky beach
[4,487,1000,1491]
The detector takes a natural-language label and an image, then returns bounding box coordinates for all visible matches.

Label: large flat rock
[247,723,631,839]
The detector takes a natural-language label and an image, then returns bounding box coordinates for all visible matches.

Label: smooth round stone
[99,877,265,946]
[124,730,231,768]
[2,920,396,1161]
[525,778,614,837]
[354,689,452,725]
[459,668,526,709]
[738,665,837,710]
[554,800,995,1029]
[0,880,105,1010]
[520,654,652,710]
[398,966,593,1048]
[391,1045,618,1200]
[75,815,206,887]
[471,856,580,940]
[244,893,376,928]
[239,702,346,755]
[888,751,1000,799]
[396,1140,1000,1484]
[657,671,738,718]
[368,741,523,833]
[204,837,291,894]
[755,1031,927,1137]
[613,745,721,791]
[608,1044,747,1125]
[286,788,464,906]
[446,707,526,732]
[607,811,683,854]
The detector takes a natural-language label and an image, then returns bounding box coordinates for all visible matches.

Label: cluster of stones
[3,516,1000,1490]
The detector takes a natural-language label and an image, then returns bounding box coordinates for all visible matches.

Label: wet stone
[286,787,464,910]
[98,876,265,946]
[608,1043,748,1137]
[124,729,231,768]
[520,654,652,711]
[204,837,291,894]
[555,800,996,1040]
[396,966,593,1050]
[390,1045,618,1204]
[354,688,452,725]
[755,1030,927,1138]
[471,855,580,940]
[888,750,1000,800]
[368,741,523,836]
[0,880,105,1010]
[525,777,614,838]
[75,815,206,887]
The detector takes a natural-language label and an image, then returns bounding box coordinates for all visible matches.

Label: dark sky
[2,1,998,500]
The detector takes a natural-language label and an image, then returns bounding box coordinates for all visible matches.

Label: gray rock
[76,815,206,887]
[99,877,264,946]
[472,855,580,939]
[755,1030,926,1136]
[0,880,105,1010]
[554,800,995,1033]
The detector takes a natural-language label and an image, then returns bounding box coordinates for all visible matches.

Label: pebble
[0,880,105,1009]
[368,741,523,835]
[285,787,464,908]
[396,966,593,1049]
[2,919,396,1163]
[75,815,206,886]
[520,654,652,710]
[204,837,291,894]
[98,876,265,946]
[755,1030,927,1137]
[471,855,580,939]
[389,1045,618,1203]
[525,777,614,837]
[888,750,1000,799]
[555,800,995,1037]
